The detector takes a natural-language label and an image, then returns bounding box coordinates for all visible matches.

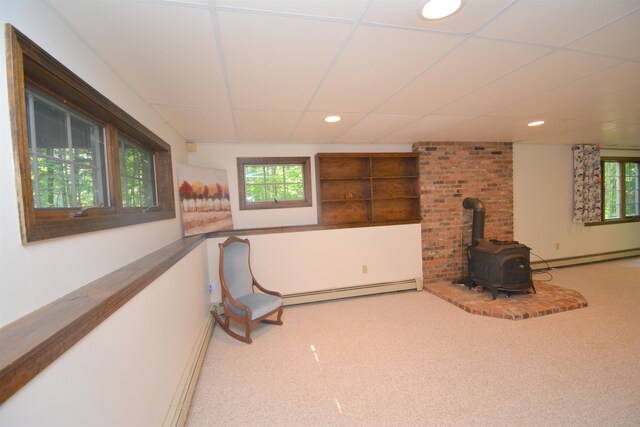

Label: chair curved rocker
[211,236,283,344]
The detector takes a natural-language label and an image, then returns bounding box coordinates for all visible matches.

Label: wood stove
[462,198,536,299]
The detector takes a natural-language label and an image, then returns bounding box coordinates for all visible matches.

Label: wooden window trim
[237,156,312,210]
[5,24,175,243]
[588,156,640,226]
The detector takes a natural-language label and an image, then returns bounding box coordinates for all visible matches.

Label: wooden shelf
[316,152,421,226]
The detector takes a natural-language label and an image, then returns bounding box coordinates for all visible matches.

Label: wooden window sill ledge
[0,234,206,404]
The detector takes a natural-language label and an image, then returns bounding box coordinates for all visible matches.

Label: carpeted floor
[424,280,588,320]
[186,257,640,426]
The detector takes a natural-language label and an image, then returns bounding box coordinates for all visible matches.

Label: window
[237,157,311,210]
[27,88,109,209]
[119,137,157,208]
[601,158,640,222]
[6,25,175,242]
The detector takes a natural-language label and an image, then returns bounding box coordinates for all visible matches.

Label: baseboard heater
[163,314,214,427]
[531,248,640,270]
[282,278,423,306]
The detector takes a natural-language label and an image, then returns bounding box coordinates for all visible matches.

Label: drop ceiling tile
[218,11,351,110]
[490,62,640,119]
[336,113,422,143]
[576,100,640,124]
[597,84,640,110]
[214,0,365,19]
[514,134,576,145]
[478,0,640,47]
[48,0,640,146]
[364,0,512,34]
[234,109,302,142]
[602,121,640,145]
[427,115,522,142]
[153,105,237,142]
[517,120,640,146]
[567,10,640,60]
[134,0,210,5]
[439,50,620,116]
[539,102,603,122]
[510,118,594,142]
[544,86,640,124]
[377,38,550,115]
[309,25,462,112]
[289,111,367,143]
[379,115,471,143]
[50,0,228,108]
[518,128,600,144]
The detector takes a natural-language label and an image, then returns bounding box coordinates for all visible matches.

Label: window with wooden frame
[600,157,639,223]
[5,25,175,243]
[237,157,312,210]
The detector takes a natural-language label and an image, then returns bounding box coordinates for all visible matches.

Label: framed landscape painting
[177,164,233,236]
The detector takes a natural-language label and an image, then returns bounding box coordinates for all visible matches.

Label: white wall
[0,1,187,327]
[1,2,211,424]
[513,143,640,261]
[0,242,210,426]
[189,142,423,299]
[187,142,413,229]
[207,224,423,302]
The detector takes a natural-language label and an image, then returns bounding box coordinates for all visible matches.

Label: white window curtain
[573,144,601,223]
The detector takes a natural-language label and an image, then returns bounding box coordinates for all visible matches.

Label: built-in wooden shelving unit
[316,152,421,226]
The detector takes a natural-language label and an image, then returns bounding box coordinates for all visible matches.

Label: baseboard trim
[163,313,214,427]
[282,278,423,306]
[531,248,640,270]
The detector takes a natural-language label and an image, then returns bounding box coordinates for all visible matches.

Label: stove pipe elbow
[463,197,485,246]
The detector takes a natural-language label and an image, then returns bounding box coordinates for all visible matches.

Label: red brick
[414,141,513,284]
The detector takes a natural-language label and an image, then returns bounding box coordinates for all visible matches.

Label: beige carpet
[186,257,640,426]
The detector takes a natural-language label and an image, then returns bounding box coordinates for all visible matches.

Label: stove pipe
[463,197,485,246]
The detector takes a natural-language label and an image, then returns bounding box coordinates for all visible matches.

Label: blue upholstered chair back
[221,241,253,300]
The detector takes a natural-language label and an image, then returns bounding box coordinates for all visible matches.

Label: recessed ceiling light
[324,115,341,123]
[528,120,545,127]
[420,0,462,20]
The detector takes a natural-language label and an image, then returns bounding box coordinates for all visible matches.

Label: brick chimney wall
[413,141,514,284]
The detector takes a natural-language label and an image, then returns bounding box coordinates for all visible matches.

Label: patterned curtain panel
[573,144,601,223]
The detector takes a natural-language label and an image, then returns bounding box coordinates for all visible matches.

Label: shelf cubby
[316,152,421,226]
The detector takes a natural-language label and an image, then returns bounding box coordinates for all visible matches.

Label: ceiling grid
[46,0,640,146]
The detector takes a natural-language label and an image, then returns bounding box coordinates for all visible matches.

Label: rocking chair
[212,236,283,343]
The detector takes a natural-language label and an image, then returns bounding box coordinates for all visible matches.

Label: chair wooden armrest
[253,279,283,298]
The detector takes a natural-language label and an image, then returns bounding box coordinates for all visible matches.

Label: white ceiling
[47,0,640,147]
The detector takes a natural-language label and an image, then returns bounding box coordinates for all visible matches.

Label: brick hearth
[424,281,588,320]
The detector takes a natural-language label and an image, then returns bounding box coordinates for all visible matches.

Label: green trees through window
[27,88,108,209]
[244,164,304,203]
[237,157,311,210]
[602,158,639,221]
[119,137,156,208]
[26,88,159,211]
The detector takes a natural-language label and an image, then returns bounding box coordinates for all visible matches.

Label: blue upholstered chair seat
[229,293,282,320]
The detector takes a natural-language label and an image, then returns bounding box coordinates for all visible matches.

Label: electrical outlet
[362,265,368,274]
[555,243,560,250]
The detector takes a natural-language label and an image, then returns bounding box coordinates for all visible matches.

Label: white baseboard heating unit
[530,248,640,270]
[282,277,423,306]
